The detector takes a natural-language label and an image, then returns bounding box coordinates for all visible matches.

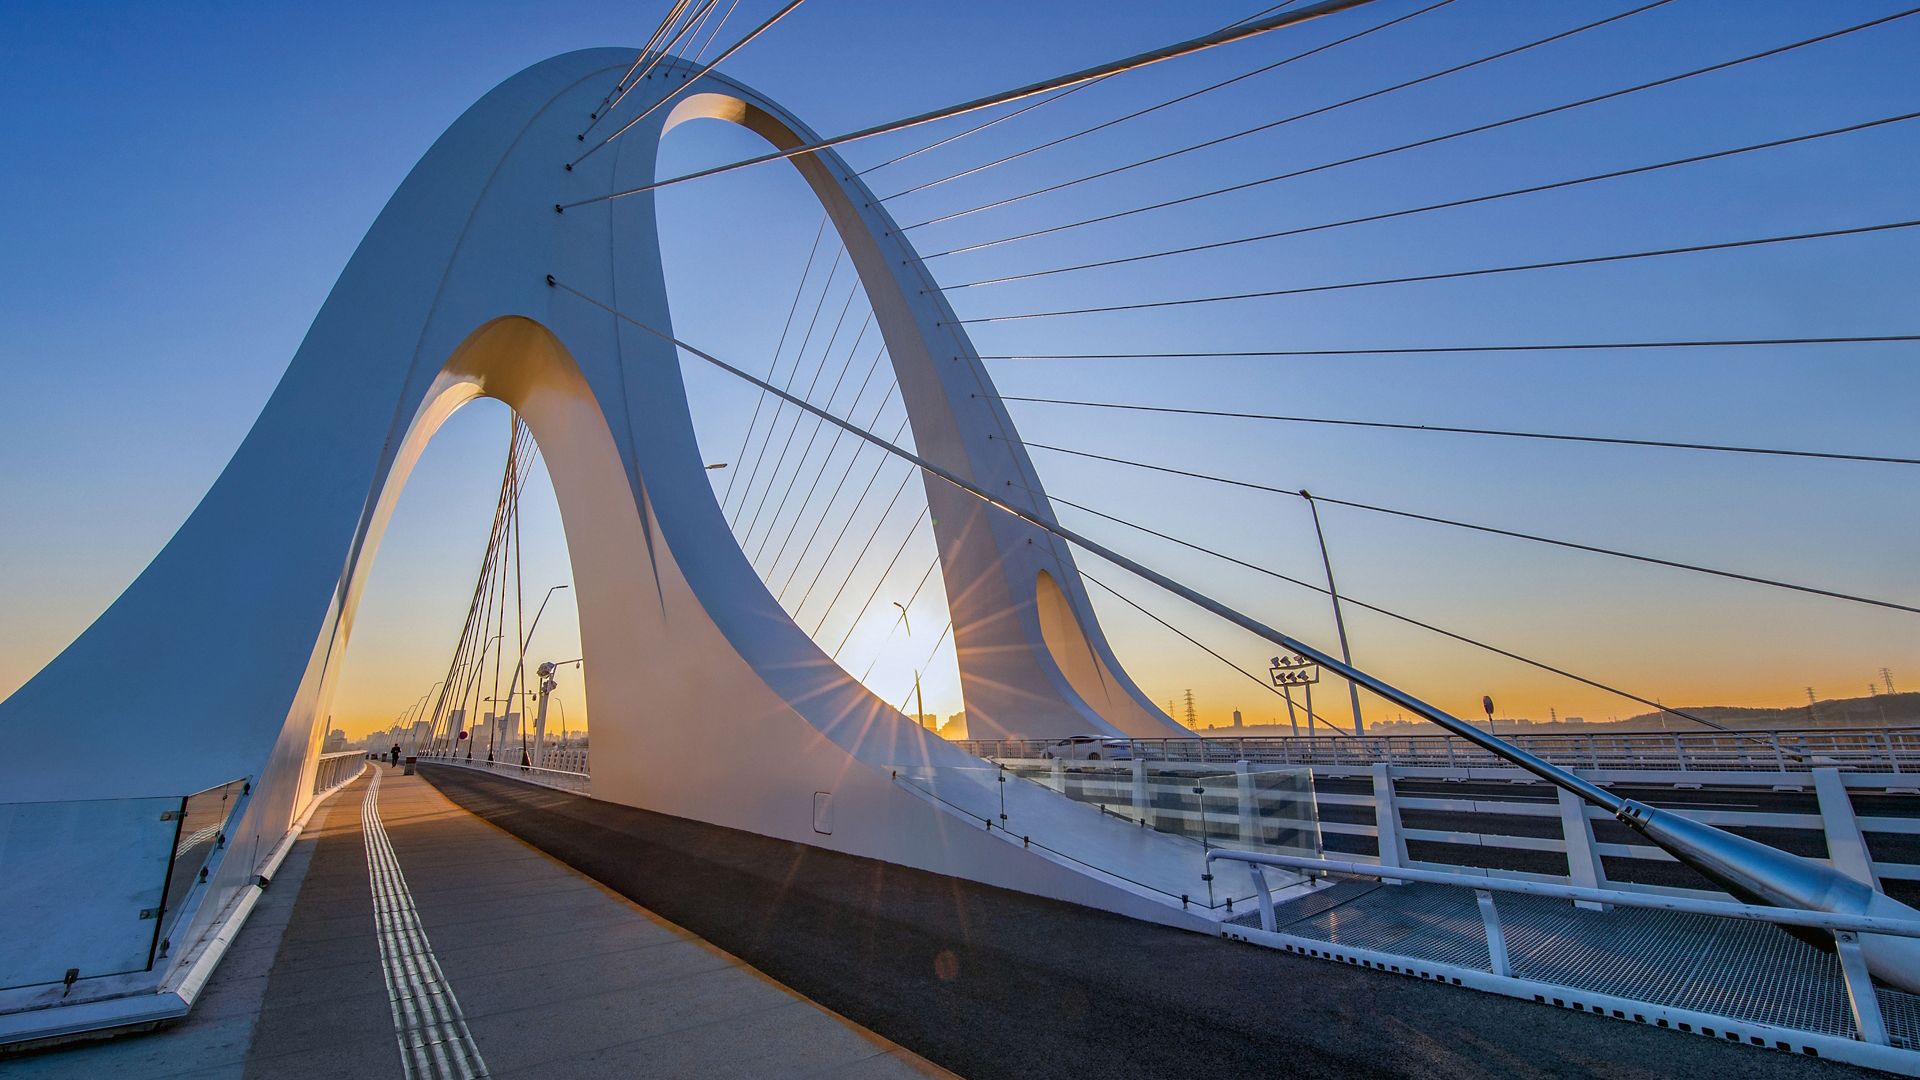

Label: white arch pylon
[0,51,1233,948]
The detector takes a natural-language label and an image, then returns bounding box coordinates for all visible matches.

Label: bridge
[3,2,1917,1077]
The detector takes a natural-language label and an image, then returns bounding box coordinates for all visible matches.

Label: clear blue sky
[2,1,1915,737]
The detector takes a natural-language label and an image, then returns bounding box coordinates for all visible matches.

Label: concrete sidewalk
[8,766,949,1079]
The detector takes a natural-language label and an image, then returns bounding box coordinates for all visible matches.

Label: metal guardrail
[957,726,1920,775]
[1307,764,1920,903]
[1210,848,1920,1051]
[414,752,591,795]
[312,751,363,796]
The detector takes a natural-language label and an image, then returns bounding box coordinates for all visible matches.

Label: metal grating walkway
[1237,879,1920,1047]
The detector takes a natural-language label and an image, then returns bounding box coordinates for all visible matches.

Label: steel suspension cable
[894,618,953,713]
[773,396,908,599]
[1016,440,1920,615]
[611,0,718,110]
[584,0,704,139]
[1080,569,1350,735]
[854,555,942,677]
[556,0,1386,210]
[584,0,696,134]
[692,0,742,63]
[976,334,1920,360]
[425,423,529,750]
[856,1,1305,176]
[759,337,890,576]
[728,247,846,521]
[998,395,1920,466]
[722,215,829,511]
[959,218,1920,323]
[738,281,865,548]
[572,0,813,168]
[823,505,932,653]
[1027,482,1771,741]
[924,6,1920,256]
[949,110,1920,288]
[548,276,1745,786]
[881,0,1456,202]
[749,313,877,565]
[806,469,922,636]
[905,0,1674,230]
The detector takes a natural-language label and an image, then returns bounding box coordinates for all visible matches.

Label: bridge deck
[407,766,1872,1079]
[6,767,945,1080]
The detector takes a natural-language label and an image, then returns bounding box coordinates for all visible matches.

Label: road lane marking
[363,770,490,1079]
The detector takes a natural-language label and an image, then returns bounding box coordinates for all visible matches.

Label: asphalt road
[419,765,1872,1080]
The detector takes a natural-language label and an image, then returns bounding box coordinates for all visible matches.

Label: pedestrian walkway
[7,766,951,1079]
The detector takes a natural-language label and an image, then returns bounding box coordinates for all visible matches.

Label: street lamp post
[1269,654,1323,746]
[1301,491,1363,736]
[504,584,570,766]
[893,601,927,729]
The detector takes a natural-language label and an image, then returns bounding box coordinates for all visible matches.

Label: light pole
[1482,694,1497,735]
[1301,490,1363,736]
[1270,654,1322,740]
[504,584,570,765]
[893,601,926,729]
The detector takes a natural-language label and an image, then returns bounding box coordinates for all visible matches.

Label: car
[1040,735,1132,761]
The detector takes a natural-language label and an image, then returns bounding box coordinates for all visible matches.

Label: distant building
[323,730,347,752]
[1232,709,1243,728]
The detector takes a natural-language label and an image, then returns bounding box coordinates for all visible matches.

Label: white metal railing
[413,751,590,795]
[1312,764,1920,901]
[312,751,363,796]
[1208,848,1920,1049]
[957,726,1920,775]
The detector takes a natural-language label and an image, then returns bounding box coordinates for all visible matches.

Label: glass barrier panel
[153,778,250,953]
[894,763,1316,913]
[0,795,183,990]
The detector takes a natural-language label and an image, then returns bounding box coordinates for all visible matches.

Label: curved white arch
[0,52,1222,975]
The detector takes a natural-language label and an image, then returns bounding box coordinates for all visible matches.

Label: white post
[531,685,552,769]
[1372,763,1407,879]
[1557,784,1610,911]
[1131,757,1152,828]
[1476,889,1511,978]
[1236,760,1257,845]
[1835,931,1891,1046]
[1814,768,1881,889]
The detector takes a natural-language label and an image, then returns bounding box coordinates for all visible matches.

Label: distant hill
[1610,691,1920,733]
[1211,691,1920,738]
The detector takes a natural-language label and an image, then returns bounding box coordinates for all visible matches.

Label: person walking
[389,743,401,767]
